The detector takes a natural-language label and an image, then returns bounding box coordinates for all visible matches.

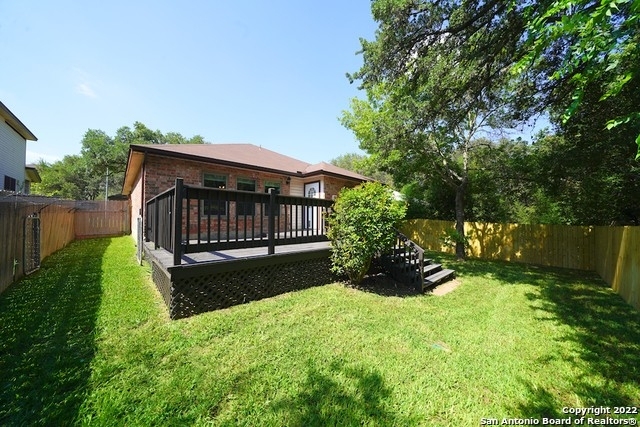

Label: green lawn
[1,237,639,426]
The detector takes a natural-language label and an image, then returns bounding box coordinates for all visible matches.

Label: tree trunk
[454,179,467,260]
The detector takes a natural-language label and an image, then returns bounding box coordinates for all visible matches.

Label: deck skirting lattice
[151,260,172,308]
[145,245,335,319]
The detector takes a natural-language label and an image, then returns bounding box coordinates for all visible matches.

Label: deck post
[268,188,277,255]
[173,178,184,266]
[145,205,150,243]
[153,199,159,249]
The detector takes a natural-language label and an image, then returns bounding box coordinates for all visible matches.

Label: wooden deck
[143,240,336,319]
[144,240,331,267]
[141,180,338,319]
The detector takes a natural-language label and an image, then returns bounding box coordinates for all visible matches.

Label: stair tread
[424,269,455,284]
[423,263,442,273]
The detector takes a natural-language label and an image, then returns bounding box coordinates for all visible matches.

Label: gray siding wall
[0,120,27,190]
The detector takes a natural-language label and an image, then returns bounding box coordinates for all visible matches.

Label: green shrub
[327,182,406,285]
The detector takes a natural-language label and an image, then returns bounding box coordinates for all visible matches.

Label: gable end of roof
[0,101,38,141]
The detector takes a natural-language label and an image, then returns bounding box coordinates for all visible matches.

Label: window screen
[202,173,227,216]
[236,178,256,216]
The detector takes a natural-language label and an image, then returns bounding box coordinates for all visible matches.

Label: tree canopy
[341,0,640,255]
[329,152,393,185]
[515,0,640,155]
[32,122,206,200]
[344,0,528,258]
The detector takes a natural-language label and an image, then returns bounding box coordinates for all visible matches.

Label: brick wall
[144,154,294,238]
[142,155,364,241]
[323,176,360,200]
[143,154,292,201]
[130,167,143,242]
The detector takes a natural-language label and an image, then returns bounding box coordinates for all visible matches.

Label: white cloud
[73,67,100,99]
[76,82,97,98]
[26,150,61,164]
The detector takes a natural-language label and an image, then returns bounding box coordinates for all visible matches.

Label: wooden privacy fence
[0,193,130,295]
[594,226,640,311]
[1,199,74,294]
[75,200,130,239]
[402,219,639,310]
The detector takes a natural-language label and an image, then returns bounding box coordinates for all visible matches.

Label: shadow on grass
[270,361,414,426]
[356,251,536,298]
[352,273,422,297]
[339,260,422,298]
[438,251,640,415]
[0,238,110,425]
[436,251,589,287]
[432,250,612,299]
[519,273,640,413]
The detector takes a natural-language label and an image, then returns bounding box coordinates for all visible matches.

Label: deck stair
[381,231,455,292]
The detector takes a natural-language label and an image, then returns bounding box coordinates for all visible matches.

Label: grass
[1,237,639,426]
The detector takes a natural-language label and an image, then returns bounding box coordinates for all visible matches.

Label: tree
[32,156,99,200]
[514,0,640,156]
[528,77,640,225]
[80,129,129,198]
[31,122,207,200]
[327,182,406,286]
[344,0,639,250]
[329,153,393,185]
[343,0,524,259]
[465,138,531,223]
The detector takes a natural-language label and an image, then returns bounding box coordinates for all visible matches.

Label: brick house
[121,143,370,242]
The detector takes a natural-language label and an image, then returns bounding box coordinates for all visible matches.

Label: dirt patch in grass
[428,278,461,296]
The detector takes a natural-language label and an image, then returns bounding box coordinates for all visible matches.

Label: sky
[0,1,380,165]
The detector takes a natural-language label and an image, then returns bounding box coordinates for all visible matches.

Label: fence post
[268,188,277,255]
[173,178,184,266]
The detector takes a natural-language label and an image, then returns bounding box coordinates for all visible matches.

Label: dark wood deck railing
[145,184,177,253]
[381,230,426,290]
[145,178,334,265]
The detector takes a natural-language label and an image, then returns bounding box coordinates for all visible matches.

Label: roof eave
[0,101,38,141]
[129,144,302,177]
[301,169,371,182]
[124,145,373,190]
[25,166,42,183]
[122,149,145,195]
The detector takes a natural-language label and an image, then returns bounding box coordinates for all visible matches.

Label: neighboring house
[0,101,38,193]
[121,143,370,241]
[24,164,42,194]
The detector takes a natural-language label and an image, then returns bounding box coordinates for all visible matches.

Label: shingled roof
[123,143,370,195]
